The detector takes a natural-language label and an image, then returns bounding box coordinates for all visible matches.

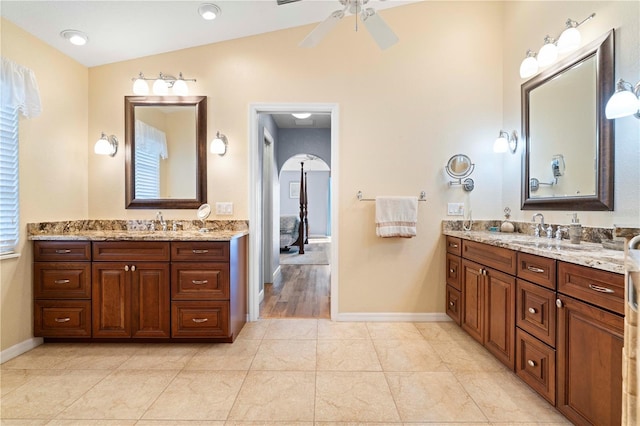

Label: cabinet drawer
[93,241,170,262]
[33,241,91,262]
[517,253,556,290]
[462,240,516,275]
[446,254,461,290]
[34,263,91,299]
[171,263,230,300]
[171,301,229,337]
[171,242,229,262]
[34,300,91,337]
[516,279,556,347]
[558,262,624,315]
[446,236,462,256]
[515,328,556,405]
[445,285,461,325]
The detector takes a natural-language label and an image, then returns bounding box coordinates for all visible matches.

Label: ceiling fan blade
[299,10,344,48]
[362,8,398,50]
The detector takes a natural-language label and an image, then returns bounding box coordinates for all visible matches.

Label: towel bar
[357,190,426,202]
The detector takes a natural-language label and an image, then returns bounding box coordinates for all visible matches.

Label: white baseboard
[259,288,265,304]
[1,337,43,364]
[272,265,281,282]
[335,312,452,322]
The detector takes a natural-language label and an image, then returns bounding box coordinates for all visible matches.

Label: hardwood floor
[260,241,331,318]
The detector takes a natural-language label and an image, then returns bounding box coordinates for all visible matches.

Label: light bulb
[210,137,226,155]
[153,78,169,95]
[537,37,558,68]
[94,133,115,156]
[198,3,221,20]
[605,89,640,119]
[292,113,311,119]
[557,27,581,54]
[172,79,189,96]
[133,77,149,95]
[493,136,509,153]
[519,52,538,79]
[60,30,88,46]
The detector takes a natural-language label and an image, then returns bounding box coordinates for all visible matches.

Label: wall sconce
[605,79,640,119]
[519,13,595,79]
[493,130,518,154]
[94,132,118,157]
[210,131,228,156]
[131,72,196,96]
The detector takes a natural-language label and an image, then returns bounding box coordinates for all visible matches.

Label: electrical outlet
[216,202,233,215]
[447,203,464,216]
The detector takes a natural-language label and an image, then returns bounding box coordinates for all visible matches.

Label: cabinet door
[131,263,170,338]
[557,295,623,425]
[92,263,131,338]
[484,267,515,369]
[446,285,461,325]
[461,259,483,344]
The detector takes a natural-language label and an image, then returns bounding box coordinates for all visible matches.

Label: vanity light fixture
[292,113,312,119]
[60,29,88,46]
[94,132,118,157]
[605,79,640,119]
[198,3,221,20]
[210,131,228,156]
[131,72,196,96]
[493,130,518,154]
[519,13,595,79]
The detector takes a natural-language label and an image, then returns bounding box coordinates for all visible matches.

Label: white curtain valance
[135,119,168,159]
[1,57,42,119]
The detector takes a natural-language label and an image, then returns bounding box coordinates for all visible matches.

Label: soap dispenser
[500,207,515,233]
[569,213,582,244]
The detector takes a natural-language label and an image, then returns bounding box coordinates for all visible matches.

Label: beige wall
[87,1,505,314]
[501,1,640,225]
[0,19,89,351]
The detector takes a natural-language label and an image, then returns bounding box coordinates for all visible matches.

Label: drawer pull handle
[192,249,209,254]
[55,249,71,254]
[588,284,614,294]
[527,266,545,274]
[192,280,209,285]
[528,307,537,314]
[449,243,458,248]
[55,317,71,323]
[54,279,70,284]
[527,360,536,367]
[192,318,208,323]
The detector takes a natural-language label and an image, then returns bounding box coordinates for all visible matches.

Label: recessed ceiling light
[198,3,221,20]
[60,29,88,46]
[292,113,311,119]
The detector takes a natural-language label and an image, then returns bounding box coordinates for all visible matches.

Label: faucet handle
[530,223,540,237]
[555,227,568,240]
[545,224,554,238]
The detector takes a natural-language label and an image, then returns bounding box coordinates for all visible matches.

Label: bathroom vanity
[30,223,248,343]
[444,227,625,425]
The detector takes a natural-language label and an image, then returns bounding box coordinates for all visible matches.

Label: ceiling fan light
[292,113,311,119]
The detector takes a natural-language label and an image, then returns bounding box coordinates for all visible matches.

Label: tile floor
[0,319,571,425]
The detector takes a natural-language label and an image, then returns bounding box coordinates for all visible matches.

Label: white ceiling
[1,0,420,68]
[270,113,331,128]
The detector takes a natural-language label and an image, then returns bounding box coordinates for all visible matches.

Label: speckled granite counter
[442,229,625,275]
[27,220,248,242]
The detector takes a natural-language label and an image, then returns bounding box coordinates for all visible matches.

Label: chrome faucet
[156,211,167,231]
[532,213,545,237]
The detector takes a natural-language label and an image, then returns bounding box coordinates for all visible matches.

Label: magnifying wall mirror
[521,30,614,210]
[125,96,207,209]
[446,154,475,192]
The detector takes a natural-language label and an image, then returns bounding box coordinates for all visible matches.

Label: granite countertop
[27,220,249,242]
[443,229,625,275]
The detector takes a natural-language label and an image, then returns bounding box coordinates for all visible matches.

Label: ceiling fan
[277,0,399,50]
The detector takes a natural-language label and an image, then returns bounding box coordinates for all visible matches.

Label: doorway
[248,103,339,321]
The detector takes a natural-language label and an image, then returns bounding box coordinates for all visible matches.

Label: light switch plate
[216,202,233,215]
[447,203,464,216]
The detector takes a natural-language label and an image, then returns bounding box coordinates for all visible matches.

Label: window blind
[135,144,160,199]
[0,104,19,254]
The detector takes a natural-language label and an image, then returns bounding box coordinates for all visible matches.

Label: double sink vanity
[28,221,248,343]
[443,221,631,425]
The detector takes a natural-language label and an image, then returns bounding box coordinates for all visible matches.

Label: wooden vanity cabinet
[461,240,516,370]
[33,241,92,337]
[556,262,624,426]
[92,242,170,338]
[445,237,462,325]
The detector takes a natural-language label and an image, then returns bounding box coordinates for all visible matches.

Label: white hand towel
[375,196,418,238]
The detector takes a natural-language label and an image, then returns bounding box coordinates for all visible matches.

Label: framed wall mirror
[125,96,207,209]
[521,30,614,211]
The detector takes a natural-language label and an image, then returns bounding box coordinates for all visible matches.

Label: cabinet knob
[449,301,455,306]
[54,279,71,284]
[131,265,136,272]
[527,360,536,367]
[124,265,129,272]
[528,307,537,314]
[449,268,455,273]
[55,317,71,323]
[449,243,458,248]
[556,298,563,308]
[192,318,208,323]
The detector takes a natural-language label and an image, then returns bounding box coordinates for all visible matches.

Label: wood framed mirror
[521,30,614,211]
[125,96,207,209]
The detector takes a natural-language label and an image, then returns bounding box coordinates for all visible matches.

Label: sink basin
[510,239,588,251]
